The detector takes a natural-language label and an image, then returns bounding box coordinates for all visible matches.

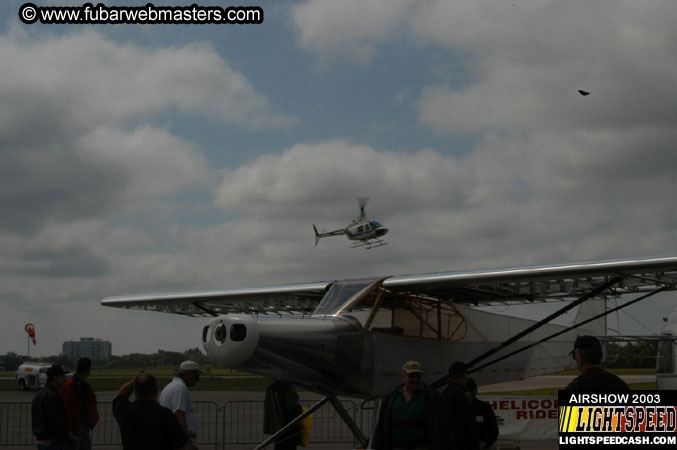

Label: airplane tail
[573,298,607,337]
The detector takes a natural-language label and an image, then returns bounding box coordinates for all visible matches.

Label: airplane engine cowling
[202,315,260,368]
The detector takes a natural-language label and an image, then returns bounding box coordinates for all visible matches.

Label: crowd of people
[31,358,202,450]
[30,335,628,450]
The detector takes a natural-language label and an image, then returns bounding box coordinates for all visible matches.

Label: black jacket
[372,383,453,450]
[442,382,479,450]
[470,398,498,448]
[565,367,630,393]
[32,383,69,441]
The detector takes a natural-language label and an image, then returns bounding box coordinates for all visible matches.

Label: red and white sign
[480,395,558,440]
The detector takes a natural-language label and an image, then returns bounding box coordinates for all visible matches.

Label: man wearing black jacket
[443,362,479,450]
[32,365,74,450]
[372,361,453,450]
[466,379,498,450]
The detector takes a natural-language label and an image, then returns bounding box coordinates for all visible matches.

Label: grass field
[1,368,274,392]
[2,368,658,394]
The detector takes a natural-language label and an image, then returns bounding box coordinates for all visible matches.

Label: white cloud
[291,0,415,65]
[291,1,677,134]
[0,30,293,130]
[214,140,469,217]
[79,126,209,201]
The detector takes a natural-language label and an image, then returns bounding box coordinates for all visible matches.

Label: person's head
[46,365,67,388]
[134,373,158,400]
[448,361,469,384]
[401,360,424,393]
[465,378,478,400]
[570,335,603,369]
[178,360,202,387]
[76,357,92,378]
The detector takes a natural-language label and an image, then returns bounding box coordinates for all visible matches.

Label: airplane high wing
[102,254,677,386]
[103,255,677,315]
[102,255,677,447]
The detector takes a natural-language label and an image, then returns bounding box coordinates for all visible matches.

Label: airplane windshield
[312,279,466,341]
[313,279,381,316]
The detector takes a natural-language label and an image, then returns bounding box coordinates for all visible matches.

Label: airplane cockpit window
[367,292,466,341]
[656,337,674,374]
[313,279,466,341]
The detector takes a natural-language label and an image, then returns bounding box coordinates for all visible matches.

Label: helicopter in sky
[313,198,389,249]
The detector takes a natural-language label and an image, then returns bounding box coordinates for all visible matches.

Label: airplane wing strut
[192,302,218,317]
[465,275,625,369]
[430,274,674,389]
[470,283,671,374]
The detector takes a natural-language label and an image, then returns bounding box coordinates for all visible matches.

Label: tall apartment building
[62,337,112,361]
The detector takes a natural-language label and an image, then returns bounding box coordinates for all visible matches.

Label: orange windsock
[24,323,36,345]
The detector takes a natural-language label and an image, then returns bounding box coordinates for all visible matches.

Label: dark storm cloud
[0,143,127,235]
[10,246,109,279]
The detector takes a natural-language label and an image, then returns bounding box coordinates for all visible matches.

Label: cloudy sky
[2,0,677,357]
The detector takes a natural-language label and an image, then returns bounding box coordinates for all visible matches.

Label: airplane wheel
[18,379,26,391]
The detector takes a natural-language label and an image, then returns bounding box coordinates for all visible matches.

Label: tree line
[1,341,662,372]
[0,348,209,371]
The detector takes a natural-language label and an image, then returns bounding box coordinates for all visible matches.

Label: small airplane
[102,255,677,447]
[313,198,388,249]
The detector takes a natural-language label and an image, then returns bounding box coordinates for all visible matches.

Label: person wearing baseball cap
[371,361,452,450]
[566,335,630,393]
[443,361,479,450]
[32,365,76,449]
[159,361,203,449]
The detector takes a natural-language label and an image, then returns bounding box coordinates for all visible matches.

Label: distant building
[62,337,112,361]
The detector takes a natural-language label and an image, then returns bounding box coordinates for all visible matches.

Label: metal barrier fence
[0,399,375,449]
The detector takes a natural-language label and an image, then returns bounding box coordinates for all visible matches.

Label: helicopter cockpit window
[312,279,381,316]
[370,221,382,228]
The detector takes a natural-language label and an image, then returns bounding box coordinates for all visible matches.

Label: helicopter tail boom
[313,224,346,246]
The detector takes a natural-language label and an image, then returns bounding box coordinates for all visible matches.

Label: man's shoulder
[35,384,59,400]
[443,382,465,397]
[163,377,187,392]
[473,398,490,407]
[567,367,630,392]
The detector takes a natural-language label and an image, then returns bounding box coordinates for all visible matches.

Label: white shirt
[159,377,198,436]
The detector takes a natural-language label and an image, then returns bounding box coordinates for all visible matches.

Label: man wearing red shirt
[61,357,99,450]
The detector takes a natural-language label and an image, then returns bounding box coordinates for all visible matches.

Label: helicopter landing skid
[351,238,388,249]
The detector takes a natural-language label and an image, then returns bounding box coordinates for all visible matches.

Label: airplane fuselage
[202,303,586,398]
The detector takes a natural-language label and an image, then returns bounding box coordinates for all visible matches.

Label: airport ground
[0,373,655,449]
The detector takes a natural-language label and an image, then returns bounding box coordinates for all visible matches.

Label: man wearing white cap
[159,360,202,450]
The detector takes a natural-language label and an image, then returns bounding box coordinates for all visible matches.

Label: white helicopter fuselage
[344,219,389,242]
[313,200,389,248]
